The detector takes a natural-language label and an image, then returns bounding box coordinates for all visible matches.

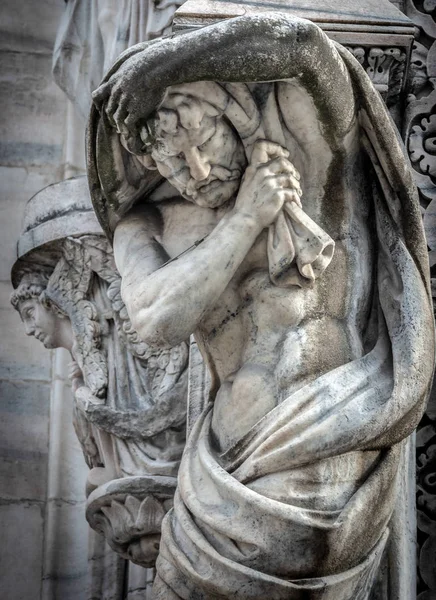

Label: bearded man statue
[88,13,435,600]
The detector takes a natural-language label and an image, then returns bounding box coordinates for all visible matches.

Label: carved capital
[86,475,177,567]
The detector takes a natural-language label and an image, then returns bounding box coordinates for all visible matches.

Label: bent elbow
[121,280,193,348]
[131,307,188,350]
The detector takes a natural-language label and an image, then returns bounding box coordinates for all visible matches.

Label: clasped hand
[234,140,302,229]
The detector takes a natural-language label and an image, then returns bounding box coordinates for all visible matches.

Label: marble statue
[88,12,435,599]
[11,177,188,567]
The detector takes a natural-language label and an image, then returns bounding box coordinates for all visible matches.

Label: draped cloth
[86,15,435,600]
[142,79,336,287]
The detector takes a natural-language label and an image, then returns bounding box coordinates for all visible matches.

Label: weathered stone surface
[47,370,88,501]
[401,3,436,596]
[0,0,64,55]
[0,379,50,502]
[0,168,64,282]
[0,51,66,169]
[41,500,89,600]
[174,0,412,28]
[88,531,127,600]
[90,12,434,599]
[0,2,90,600]
[0,503,45,600]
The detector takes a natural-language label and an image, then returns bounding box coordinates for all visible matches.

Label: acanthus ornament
[86,476,176,567]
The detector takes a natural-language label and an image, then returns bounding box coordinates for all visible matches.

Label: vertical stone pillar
[41,349,89,600]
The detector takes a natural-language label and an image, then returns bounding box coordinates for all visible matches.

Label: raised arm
[93,13,355,152]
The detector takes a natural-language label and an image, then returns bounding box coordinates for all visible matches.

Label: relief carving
[344,46,407,109]
[403,3,436,596]
[10,177,188,567]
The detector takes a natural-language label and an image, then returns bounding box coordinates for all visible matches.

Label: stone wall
[0,2,90,599]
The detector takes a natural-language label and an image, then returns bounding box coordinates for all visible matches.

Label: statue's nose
[185,148,211,181]
[24,321,35,336]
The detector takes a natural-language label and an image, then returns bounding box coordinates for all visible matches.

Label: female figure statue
[11,177,188,566]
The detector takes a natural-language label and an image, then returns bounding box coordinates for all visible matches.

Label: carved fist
[235,140,302,229]
[75,385,106,413]
[92,49,165,153]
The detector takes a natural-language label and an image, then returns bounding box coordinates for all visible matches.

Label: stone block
[41,500,89,600]
[0,380,50,501]
[0,449,48,503]
[0,0,64,55]
[0,503,44,600]
[0,51,66,168]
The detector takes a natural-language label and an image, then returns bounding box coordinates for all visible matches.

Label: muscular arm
[115,205,261,348]
[93,13,354,149]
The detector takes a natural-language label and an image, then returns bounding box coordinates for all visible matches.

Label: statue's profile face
[18,297,72,350]
[149,110,246,208]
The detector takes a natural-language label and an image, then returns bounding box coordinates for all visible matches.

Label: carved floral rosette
[344,45,407,108]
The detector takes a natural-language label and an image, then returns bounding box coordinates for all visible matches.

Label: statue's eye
[198,137,213,152]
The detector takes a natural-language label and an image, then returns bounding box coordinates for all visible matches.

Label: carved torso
[150,133,375,452]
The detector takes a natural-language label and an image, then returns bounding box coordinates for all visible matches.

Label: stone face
[0,281,52,381]
[89,12,435,599]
